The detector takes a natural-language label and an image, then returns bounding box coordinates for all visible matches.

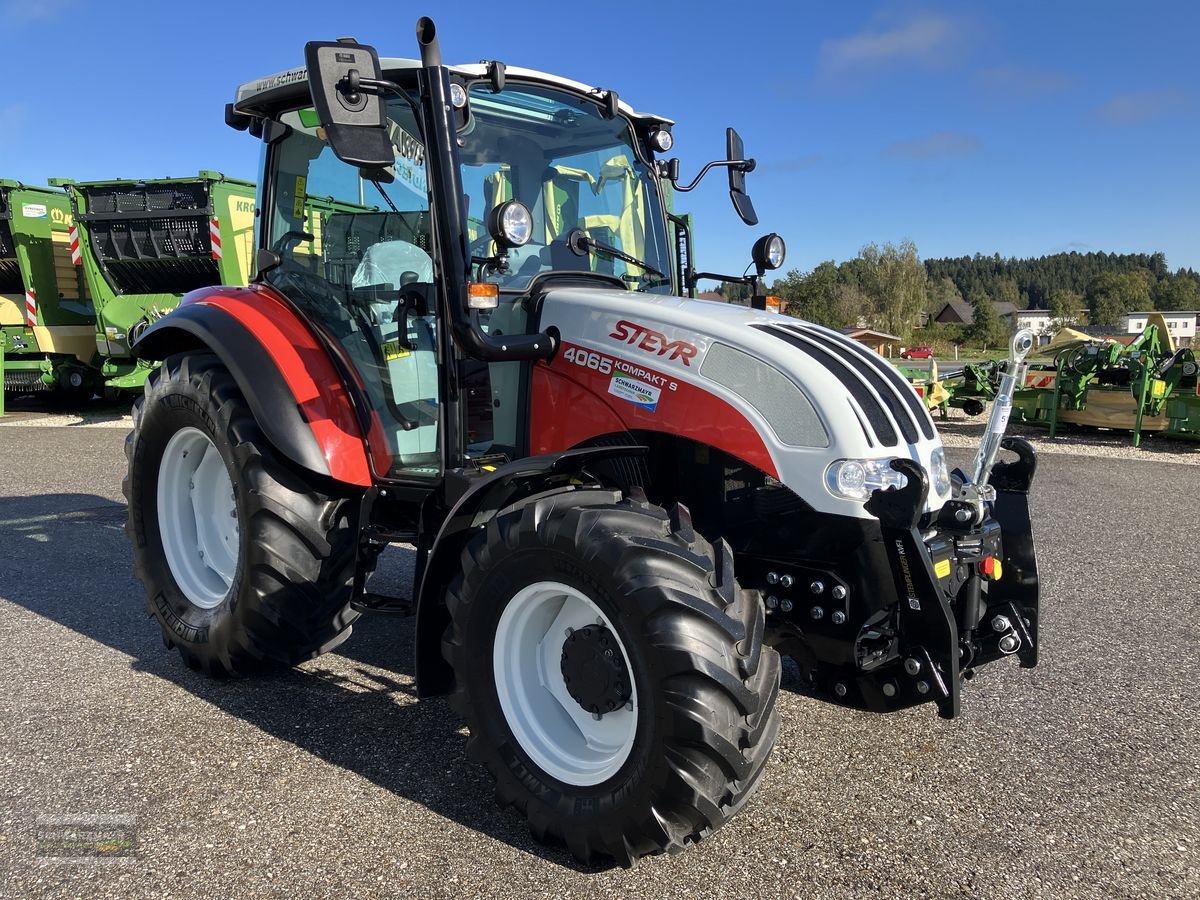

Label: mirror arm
[672,158,756,193]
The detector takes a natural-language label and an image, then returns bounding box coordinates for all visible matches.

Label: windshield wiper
[565,228,665,281]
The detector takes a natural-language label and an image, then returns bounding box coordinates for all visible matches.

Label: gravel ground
[1,427,1198,899]
[933,406,1200,466]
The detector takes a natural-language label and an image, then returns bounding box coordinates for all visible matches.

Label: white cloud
[976,64,1075,98]
[2,0,76,22]
[1094,90,1189,125]
[886,131,981,160]
[819,13,968,75]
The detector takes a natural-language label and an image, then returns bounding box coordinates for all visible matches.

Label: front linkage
[757,330,1040,719]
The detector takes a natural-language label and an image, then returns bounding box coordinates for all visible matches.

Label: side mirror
[304,40,394,168]
[726,128,758,227]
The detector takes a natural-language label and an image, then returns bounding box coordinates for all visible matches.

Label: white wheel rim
[493,580,638,787]
[156,426,239,610]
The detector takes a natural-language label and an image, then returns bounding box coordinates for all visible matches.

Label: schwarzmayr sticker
[608,372,661,412]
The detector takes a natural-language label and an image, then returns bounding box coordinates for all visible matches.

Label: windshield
[460,83,673,293]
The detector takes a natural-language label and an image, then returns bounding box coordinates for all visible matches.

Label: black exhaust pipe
[416,16,441,68]
[413,16,555,365]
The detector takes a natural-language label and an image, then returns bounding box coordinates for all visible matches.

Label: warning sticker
[381,340,411,361]
[292,176,307,220]
[608,372,661,412]
[21,203,48,219]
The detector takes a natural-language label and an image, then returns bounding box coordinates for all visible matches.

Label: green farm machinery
[50,172,257,392]
[0,181,97,397]
[898,358,999,419]
[1010,314,1200,446]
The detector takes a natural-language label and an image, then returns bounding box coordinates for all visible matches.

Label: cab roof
[233,58,672,126]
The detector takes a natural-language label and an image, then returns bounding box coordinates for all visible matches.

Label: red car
[901,345,934,360]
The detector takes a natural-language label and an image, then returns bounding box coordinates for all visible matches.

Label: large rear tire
[443,489,780,867]
[124,352,362,675]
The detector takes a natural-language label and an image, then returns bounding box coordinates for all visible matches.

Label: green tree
[1153,277,1200,311]
[771,261,844,327]
[1086,271,1152,326]
[1048,289,1084,335]
[927,276,961,318]
[966,291,1007,350]
[857,240,927,339]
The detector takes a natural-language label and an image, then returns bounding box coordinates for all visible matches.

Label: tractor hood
[536,287,948,520]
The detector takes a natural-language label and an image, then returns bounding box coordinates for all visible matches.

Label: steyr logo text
[609,320,698,366]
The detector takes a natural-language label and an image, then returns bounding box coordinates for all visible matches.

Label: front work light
[825,458,908,501]
[487,199,533,249]
[752,233,786,271]
[650,128,673,152]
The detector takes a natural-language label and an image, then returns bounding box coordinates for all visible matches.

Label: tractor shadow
[0,493,605,872]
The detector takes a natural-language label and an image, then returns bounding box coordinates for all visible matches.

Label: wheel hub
[560,625,632,715]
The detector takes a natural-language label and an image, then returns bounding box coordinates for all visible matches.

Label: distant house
[934,300,1018,326]
[1123,310,1198,347]
[1014,308,1084,344]
[840,327,901,356]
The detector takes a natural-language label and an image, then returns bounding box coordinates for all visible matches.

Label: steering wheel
[265,231,351,325]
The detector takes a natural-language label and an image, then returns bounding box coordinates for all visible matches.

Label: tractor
[123,18,1042,866]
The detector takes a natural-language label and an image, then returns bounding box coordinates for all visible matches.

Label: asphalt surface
[0,425,1197,899]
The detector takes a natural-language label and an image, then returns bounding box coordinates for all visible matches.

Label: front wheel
[443,490,780,866]
[124,352,363,675]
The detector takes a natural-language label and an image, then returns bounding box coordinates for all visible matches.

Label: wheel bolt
[779,598,794,613]
[810,606,824,620]
[904,657,922,676]
[831,585,847,600]
[780,574,795,588]
[991,614,1012,633]
[765,595,779,610]
[766,571,780,585]
[810,580,825,594]
[831,610,846,625]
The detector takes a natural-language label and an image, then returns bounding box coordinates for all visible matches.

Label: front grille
[757,324,898,446]
[755,323,936,448]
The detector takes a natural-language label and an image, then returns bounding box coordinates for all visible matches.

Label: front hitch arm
[866,460,962,719]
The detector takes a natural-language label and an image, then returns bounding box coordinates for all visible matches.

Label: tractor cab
[246,63,678,481]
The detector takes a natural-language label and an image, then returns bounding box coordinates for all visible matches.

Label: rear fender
[414,444,647,698]
[134,285,376,487]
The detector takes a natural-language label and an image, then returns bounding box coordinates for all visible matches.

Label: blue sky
[1,0,1195,279]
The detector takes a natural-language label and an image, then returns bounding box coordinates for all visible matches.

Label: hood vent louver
[754,323,937,448]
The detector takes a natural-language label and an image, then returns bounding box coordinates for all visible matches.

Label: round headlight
[829,460,867,499]
[449,82,468,109]
[752,232,786,271]
[650,128,673,152]
[487,199,533,249]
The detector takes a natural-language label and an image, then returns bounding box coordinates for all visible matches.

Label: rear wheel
[443,489,780,866]
[124,352,363,675]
